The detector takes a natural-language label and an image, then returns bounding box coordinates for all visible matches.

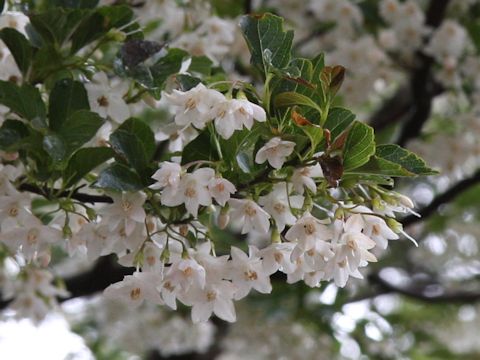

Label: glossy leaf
[49,79,90,130]
[0,81,46,122]
[58,110,104,153]
[240,13,293,73]
[342,121,375,171]
[94,162,144,191]
[63,147,115,187]
[375,144,438,176]
[0,28,33,76]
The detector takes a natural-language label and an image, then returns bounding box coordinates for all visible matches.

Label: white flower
[155,122,199,153]
[86,72,130,123]
[323,216,377,287]
[229,246,272,300]
[167,257,207,292]
[72,223,112,260]
[260,242,296,275]
[336,215,377,271]
[161,168,214,217]
[0,215,62,261]
[0,192,32,229]
[323,248,364,288]
[255,137,296,169]
[228,199,271,234]
[186,280,237,323]
[208,176,236,206]
[285,212,332,252]
[100,191,147,236]
[164,83,224,129]
[233,99,266,129]
[104,272,163,308]
[208,98,266,139]
[151,162,182,190]
[258,183,303,231]
[291,164,323,194]
[361,213,399,249]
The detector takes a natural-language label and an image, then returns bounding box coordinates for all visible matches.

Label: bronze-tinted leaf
[120,39,164,68]
[319,154,343,188]
[291,108,312,126]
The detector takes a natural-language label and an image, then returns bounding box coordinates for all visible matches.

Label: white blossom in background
[426,20,468,63]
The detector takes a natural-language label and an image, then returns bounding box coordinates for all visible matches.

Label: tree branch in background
[370,0,450,143]
[18,183,113,204]
[402,168,480,227]
[368,273,480,304]
[244,0,252,14]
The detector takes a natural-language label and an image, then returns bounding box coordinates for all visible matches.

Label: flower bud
[86,207,97,221]
[160,248,170,263]
[271,228,281,243]
[396,194,414,209]
[62,224,72,239]
[386,218,402,233]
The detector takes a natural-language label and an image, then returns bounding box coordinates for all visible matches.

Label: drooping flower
[228,246,272,300]
[228,199,271,234]
[164,83,224,129]
[255,137,296,169]
[258,183,304,231]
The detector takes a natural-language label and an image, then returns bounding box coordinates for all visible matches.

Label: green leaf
[351,156,414,177]
[29,8,90,46]
[58,110,104,153]
[181,130,218,165]
[29,44,64,84]
[0,81,46,122]
[323,107,355,139]
[342,121,375,171]
[176,74,202,91]
[240,13,294,73]
[117,118,156,160]
[0,119,29,150]
[150,48,188,88]
[188,56,213,76]
[94,162,144,191]
[63,147,115,187]
[46,0,99,8]
[49,79,90,130]
[43,134,66,162]
[271,55,325,119]
[110,130,150,179]
[0,0,4,14]
[274,92,322,114]
[70,5,135,54]
[0,28,33,76]
[375,144,438,176]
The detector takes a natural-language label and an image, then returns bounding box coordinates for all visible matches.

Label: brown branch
[0,256,134,310]
[402,168,480,227]
[370,0,450,141]
[18,183,113,204]
[367,273,480,303]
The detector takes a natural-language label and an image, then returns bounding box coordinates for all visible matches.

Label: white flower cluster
[93,84,416,323]
[164,83,266,140]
